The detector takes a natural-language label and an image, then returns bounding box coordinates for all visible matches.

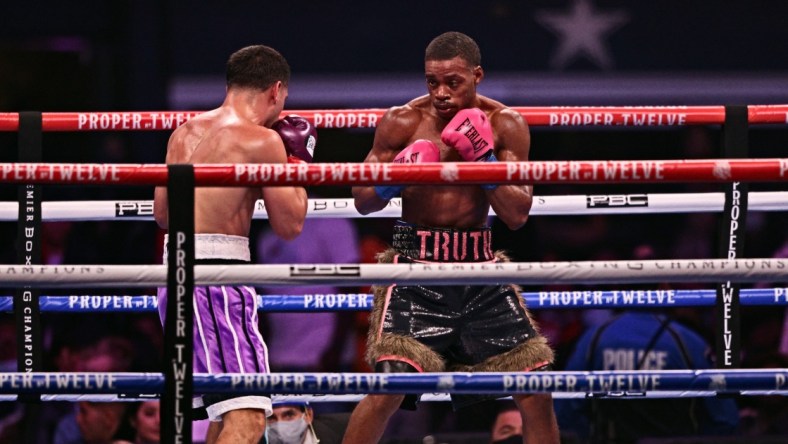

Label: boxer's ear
[270,81,283,104]
[473,65,483,85]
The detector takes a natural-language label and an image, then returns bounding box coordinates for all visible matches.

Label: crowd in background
[0,124,786,443]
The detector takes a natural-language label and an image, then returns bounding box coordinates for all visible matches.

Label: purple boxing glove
[272,115,317,163]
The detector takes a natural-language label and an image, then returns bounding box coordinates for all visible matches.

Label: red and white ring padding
[1,159,787,186]
[1,105,787,130]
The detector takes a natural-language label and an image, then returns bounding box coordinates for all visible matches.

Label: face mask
[492,435,522,444]
[267,418,308,444]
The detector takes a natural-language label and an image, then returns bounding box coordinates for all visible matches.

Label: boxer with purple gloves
[154,45,309,444]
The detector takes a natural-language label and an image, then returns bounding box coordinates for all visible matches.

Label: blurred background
[1,1,787,443]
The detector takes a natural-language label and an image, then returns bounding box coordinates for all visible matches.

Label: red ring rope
[1,159,785,186]
[0,105,786,131]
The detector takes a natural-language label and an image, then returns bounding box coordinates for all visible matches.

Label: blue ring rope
[1,390,787,402]
[0,370,785,395]
[1,288,785,312]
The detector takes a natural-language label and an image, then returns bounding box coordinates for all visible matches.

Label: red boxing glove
[393,139,440,163]
[272,115,317,163]
[440,108,495,161]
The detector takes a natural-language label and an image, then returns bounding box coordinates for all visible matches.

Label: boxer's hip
[162,233,250,262]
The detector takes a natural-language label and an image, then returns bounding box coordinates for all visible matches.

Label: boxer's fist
[393,139,440,163]
[374,140,440,201]
[441,108,494,161]
[272,115,316,163]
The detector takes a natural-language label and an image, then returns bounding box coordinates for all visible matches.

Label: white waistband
[162,234,251,262]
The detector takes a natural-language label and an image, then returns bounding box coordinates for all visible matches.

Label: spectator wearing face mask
[265,402,316,444]
[262,401,348,444]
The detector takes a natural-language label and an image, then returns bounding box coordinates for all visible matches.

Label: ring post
[15,112,43,381]
[15,111,43,442]
[716,105,748,369]
[163,164,194,443]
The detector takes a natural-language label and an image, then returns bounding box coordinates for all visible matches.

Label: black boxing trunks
[367,222,553,409]
[376,254,540,369]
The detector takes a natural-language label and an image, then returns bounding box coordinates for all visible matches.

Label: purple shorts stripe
[158,285,269,375]
[246,285,271,372]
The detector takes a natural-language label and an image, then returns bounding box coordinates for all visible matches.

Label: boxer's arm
[153,130,189,229]
[259,130,308,240]
[352,106,417,215]
[485,109,533,230]
[263,187,308,240]
[153,183,169,229]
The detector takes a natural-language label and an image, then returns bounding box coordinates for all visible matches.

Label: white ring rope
[1,259,785,287]
[1,192,787,221]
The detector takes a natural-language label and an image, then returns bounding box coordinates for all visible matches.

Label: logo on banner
[289,265,361,276]
[115,202,154,217]
[586,194,648,208]
[311,200,351,211]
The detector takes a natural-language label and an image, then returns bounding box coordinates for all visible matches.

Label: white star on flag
[535,0,630,70]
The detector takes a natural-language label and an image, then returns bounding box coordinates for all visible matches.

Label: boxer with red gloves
[272,115,317,164]
[347,32,558,444]
[373,139,440,200]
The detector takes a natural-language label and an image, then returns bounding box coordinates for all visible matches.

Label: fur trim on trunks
[449,336,554,372]
[367,332,447,373]
[365,247,554,371]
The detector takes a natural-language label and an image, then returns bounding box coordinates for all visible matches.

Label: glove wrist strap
[481,153,498,190]
[374,185,402,201]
